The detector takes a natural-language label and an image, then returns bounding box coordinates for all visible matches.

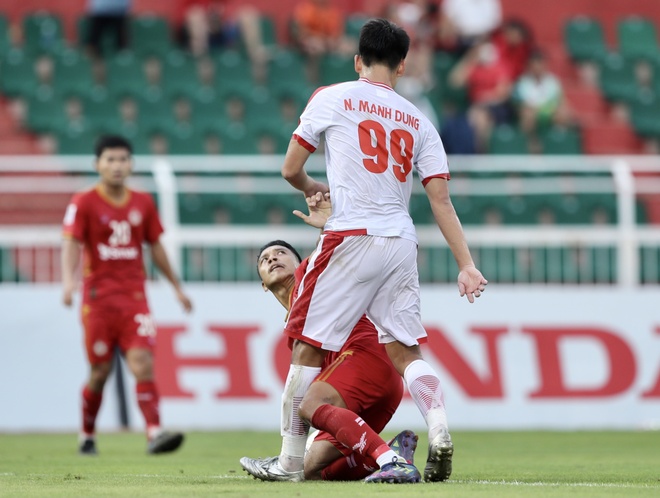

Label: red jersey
[62,186,163,304]
[291,258,389,369]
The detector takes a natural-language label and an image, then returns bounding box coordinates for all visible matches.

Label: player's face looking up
[95,147,133,188]
[258,245,299,289]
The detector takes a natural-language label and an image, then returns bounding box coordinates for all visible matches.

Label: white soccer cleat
[239,455,305,482]
[423,429,454,482]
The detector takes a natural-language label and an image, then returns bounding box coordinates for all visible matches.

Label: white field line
[453,480,658,489]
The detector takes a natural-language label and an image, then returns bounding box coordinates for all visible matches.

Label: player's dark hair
[94,134,133,158]
[256,240,303,277]
[358,18,410,70]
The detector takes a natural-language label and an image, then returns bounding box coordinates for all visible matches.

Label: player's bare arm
[282,140,329,197]
[150,240,193,313]
[293,192,332,229]
[61,237,82,307]
[425,177,488,303]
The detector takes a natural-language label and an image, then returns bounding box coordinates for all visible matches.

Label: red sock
[82,385,103,436]
[310,404,390,465]
[136,380,160,437]
[321,451,378,481]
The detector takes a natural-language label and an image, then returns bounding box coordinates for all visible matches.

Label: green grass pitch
[1,430,659,497]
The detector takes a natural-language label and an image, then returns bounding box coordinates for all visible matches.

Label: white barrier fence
[1,284,659,432]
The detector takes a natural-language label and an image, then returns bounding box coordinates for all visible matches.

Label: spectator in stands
[176,1,268,81]
[291,0,350,57]
[448,39,513,151]
[63,95,87,133]
[171,95,194,133]
[85,0,133,59]
[149,131,169,155]
[438,0,502,54]
[114,94,140,139]
[513,49,572,135]
[491,19,534,81]
[142,55,163,97]
[290,0,354,81]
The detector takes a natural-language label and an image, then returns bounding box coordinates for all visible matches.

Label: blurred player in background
[276,18,488,483]
[240,192,419,482]
[61,135,193,455]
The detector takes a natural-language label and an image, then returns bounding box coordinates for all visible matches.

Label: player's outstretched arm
[424,177,488,303]
[293,192,332,229]
[61,237,81,307]
[282,139,329,197]
[150,240,193,313]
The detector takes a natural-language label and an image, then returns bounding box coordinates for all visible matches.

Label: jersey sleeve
[62,193,86,241]
[143,194,164,243]
[415,121,451,186]
[292,87,335,152]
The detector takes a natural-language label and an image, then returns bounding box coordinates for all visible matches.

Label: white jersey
[293,77,450,243]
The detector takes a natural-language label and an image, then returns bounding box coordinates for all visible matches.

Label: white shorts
[284,233,427,352]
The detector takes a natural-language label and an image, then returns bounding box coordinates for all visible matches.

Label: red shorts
[81,300,156,364]
[312,346,403,455]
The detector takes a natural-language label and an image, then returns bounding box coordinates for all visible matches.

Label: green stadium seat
[0,49,34,97]
[488,125,529,154]
[628,92,660,137]
[55,127,99,154]
[191,88,227,131]
[53,48,94,97]
[136,92,173,133]
[26,87,64,132]
[0,14,12,56]
[130,15,172,57]
[319,54,357,85]
[214,50,253,90]
[162,49,197,98]
[82,88,119,129]
[267,51,314,106]
[22,12,66,54]
[617,16,660,61]
[541,127,582,154]
[598,53,637,102]
[345,15,369,38]
[219,123,257,154]
[564,16,608,62]
[106,50,144,96]
[165,126,205,154]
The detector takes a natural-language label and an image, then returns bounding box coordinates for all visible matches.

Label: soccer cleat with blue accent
[239,456,305,482]
[424,429,453,482]
[387,430,418,464]
[364,458,421,484]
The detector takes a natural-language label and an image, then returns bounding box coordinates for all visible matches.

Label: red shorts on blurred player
[82,300,156,364]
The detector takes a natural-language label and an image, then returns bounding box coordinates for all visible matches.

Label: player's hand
[62,281,77,307]
[293,191,332,228]
[176,289,193,313]
[302,179,329,199]
[457,265,488,303]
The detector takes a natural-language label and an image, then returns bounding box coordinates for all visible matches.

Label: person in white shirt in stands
[249,18,488,484]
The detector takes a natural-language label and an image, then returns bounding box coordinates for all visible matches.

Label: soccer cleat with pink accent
[364,458,421,484]
[239,456,305,482]
[424,429,453,482]
[387,430,418,464]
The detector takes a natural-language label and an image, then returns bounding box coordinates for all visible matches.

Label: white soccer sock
[404,359,449,441]
[279,364,321,472]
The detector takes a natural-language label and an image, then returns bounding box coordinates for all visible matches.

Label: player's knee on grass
[304,439,342,481]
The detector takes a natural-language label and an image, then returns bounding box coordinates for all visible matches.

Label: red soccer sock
[136,380,161,438]
[310,404,390,465]
[81,385,103,436]
[321,451,378,481]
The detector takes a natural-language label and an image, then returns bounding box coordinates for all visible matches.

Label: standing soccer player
[274,18,488,483]
[61,135,193,455]
[240,193,420,482]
